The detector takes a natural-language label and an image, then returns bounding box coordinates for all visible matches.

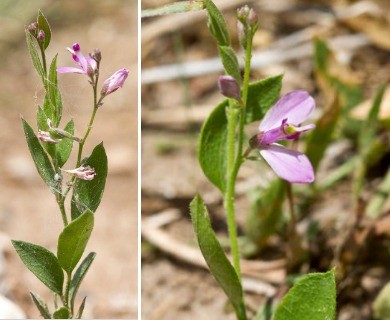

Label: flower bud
[248,8,258,27]
[90,48,102,62]
[237,20,247,49]
[237,5,250,23]
[61,166,96,181]
[218,75,241,100]
[72,43,80,52]
[101,68,129,97]
[27,22,39,37]
[37,30,45,43]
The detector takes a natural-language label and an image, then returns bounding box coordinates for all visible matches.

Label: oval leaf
[203,0,230,46]
[274,269,336,320]
[190,195,246,318]
[25,29,44,80]
[47,55,63,126]
[70,252,96,311]
[70,143,108,220]
[12,240,63,295]
[22,118,57,194]
[218,45,241,84]
[245,74,283,124]
[37,10,51,49]
[198,100,228,193]
[57,210,94,273]
[53,307,69,319]
[56,120,74,168]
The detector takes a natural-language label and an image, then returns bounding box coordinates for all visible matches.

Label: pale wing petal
[259,144,314,184]
[56,67,86,74]
[259,90,315,131]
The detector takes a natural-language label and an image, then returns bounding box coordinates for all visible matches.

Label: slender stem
[64,272,72,316]
[231,30,254,185]
[76,76,100,167]
[224,104,241,278]
[223,29,254,281]
[58,199,68,226]
[39,44,47,76]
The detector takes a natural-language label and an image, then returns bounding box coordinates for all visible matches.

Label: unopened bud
[237,20,247,49]
[248,8,258,27]
[37,30,45,43]
[72,43,80,52]
[101,68,129,97]
[90,48,102,62]
[27,22,39,37]
[218,75,241,100]
[237,5,250,23]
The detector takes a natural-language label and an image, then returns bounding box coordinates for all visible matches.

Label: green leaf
[203,0,230,46]
[53,307,69,319]
[71,143,108,220]
[12,240,64,295]
[218,45,241,84]
[22,118,57,194]
[306,96,341,172]
[313,38,330,72]
[25,29,44,80]
[37,10,51,49]
[245,74,283,124]
[274,269,336,320]
[56,120,74,168]
[245,179,286,249]
[57,210,94,273]
[47,55,63,126]
[70,252,96,311]
[76,297,87,319]
[141,1,204,17]
[190,195,246,318]
[358,85,385,155]
[30,292,51,319]
[198,100,228,193]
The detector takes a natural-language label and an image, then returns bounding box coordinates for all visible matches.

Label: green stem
[76,77,100,167]
[58,198,68,226]
[224,104,241,278]
[39,44,47,76]
[63,272,72,316]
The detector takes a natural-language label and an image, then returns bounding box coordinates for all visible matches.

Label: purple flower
[250,90,316,184]
[61,166,96,181]
[57,43,97,76]
[101,68,129,96]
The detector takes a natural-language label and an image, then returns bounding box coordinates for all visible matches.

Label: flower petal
[57,67,86,74]
[259,144,314,183]
[259,90,315,131]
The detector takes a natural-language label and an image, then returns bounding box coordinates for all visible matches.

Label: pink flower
[101,68,129,96]
[61,166,96,181]
[250,90,316,184]
[38,130,61,144]
[57,43,97,76]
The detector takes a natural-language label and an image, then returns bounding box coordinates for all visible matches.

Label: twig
[141,34,369,84]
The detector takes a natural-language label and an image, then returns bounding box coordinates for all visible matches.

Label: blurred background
[0,0,137,318]
[141,0,389,319]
